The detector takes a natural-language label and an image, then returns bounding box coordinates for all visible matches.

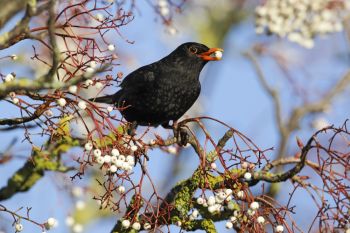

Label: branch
[46,0,60,83]
[0,2,36,49]
[0,117,79,201]
[0,0,27,29]
[254,134,314,183]
[243,51,286,137]
[0,101,50,126]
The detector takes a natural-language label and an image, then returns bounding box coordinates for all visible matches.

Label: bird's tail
[89,92,120,105]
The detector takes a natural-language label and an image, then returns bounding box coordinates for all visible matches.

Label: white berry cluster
[189,209,199,220]
[246,201,260,216]
[196,189,234,214]
[91,147,135,172]
[121,219,145,231]
[85,60,97,75]
[8,91,20,104]
[65,216,84,233]
[255,0,349,48]
[225,210,240,229]
[158,0,170,17]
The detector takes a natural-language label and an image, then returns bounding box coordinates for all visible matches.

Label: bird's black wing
[119,62,158,90]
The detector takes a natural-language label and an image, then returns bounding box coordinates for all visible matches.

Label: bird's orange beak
[198,48,224,61]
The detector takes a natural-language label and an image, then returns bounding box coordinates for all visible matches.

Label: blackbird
[90,42,223,130]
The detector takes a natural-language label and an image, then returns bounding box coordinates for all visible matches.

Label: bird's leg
[178,127,189,146]
[170,121,189,146]
[162,121,189,146]
[126,121,138,136]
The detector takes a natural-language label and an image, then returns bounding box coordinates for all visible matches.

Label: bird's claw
[174,125,189,146]
[126,121,138,136]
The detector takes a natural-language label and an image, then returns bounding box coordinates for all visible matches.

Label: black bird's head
[166,42,223,68]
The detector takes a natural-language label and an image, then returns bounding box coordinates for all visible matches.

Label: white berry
[214,50,223,59]
[107,106,114,112]
[89,61,97,68]
[86,67,94,74]
[57,98,67,107]
[275,225,284,232]
[158,0,168,7]
[109,165,117,173]
[250,201,259,210]
[230,216,237,223]
[225,221,233,229]
[132,222,141,230]
[115,160,123,168]
[227,202,236,210]
[75,200,86,210]
[122,219,130,228]
[149,139,156,145]
[93,149,102,158]
[247,208,256,216]
[96,156,105,164]
[143,222,151,230]
[111,156,118,164]
[65,216,74,226]
[237,190,244,199]
[111,148,120,156]
[207,196,216,206]
[168,146,177,154]
[108,44,115,51]
[12,97,19,104]
[46,217,57,228]
[96,13,104,21]
[257,216,265,224]
[130,145,138,151]
[95,81,103,89]
[84,79,93,86]
[210,162,217,170]
[4,73,15,82]
[244,172,252,181]
[15,223,23,232]
[69,85,78,94]
[191,209,199,218]
[196,197,204,205]
[118,185,125,194]
[121,162,132,171]
[72,224,83,233]
[72,187,83,197]
[84,142,93,151]
[78,101,87,110]
[241,161,249,169]
[104,154,111,163]
[225,189,233,196]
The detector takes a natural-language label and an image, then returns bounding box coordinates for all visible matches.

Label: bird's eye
[189,46,198,54]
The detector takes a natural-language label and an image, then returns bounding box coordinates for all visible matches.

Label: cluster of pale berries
[14,217,57,233]
[121,219,151,231]
[4,59,115,114]
[54,60,116,114]
[85,142,136,173]
[194,189,284,232]
[157,0,177,35]
[255,0,349,48]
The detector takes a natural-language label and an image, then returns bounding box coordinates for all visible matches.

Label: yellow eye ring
[189,46,198,54]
